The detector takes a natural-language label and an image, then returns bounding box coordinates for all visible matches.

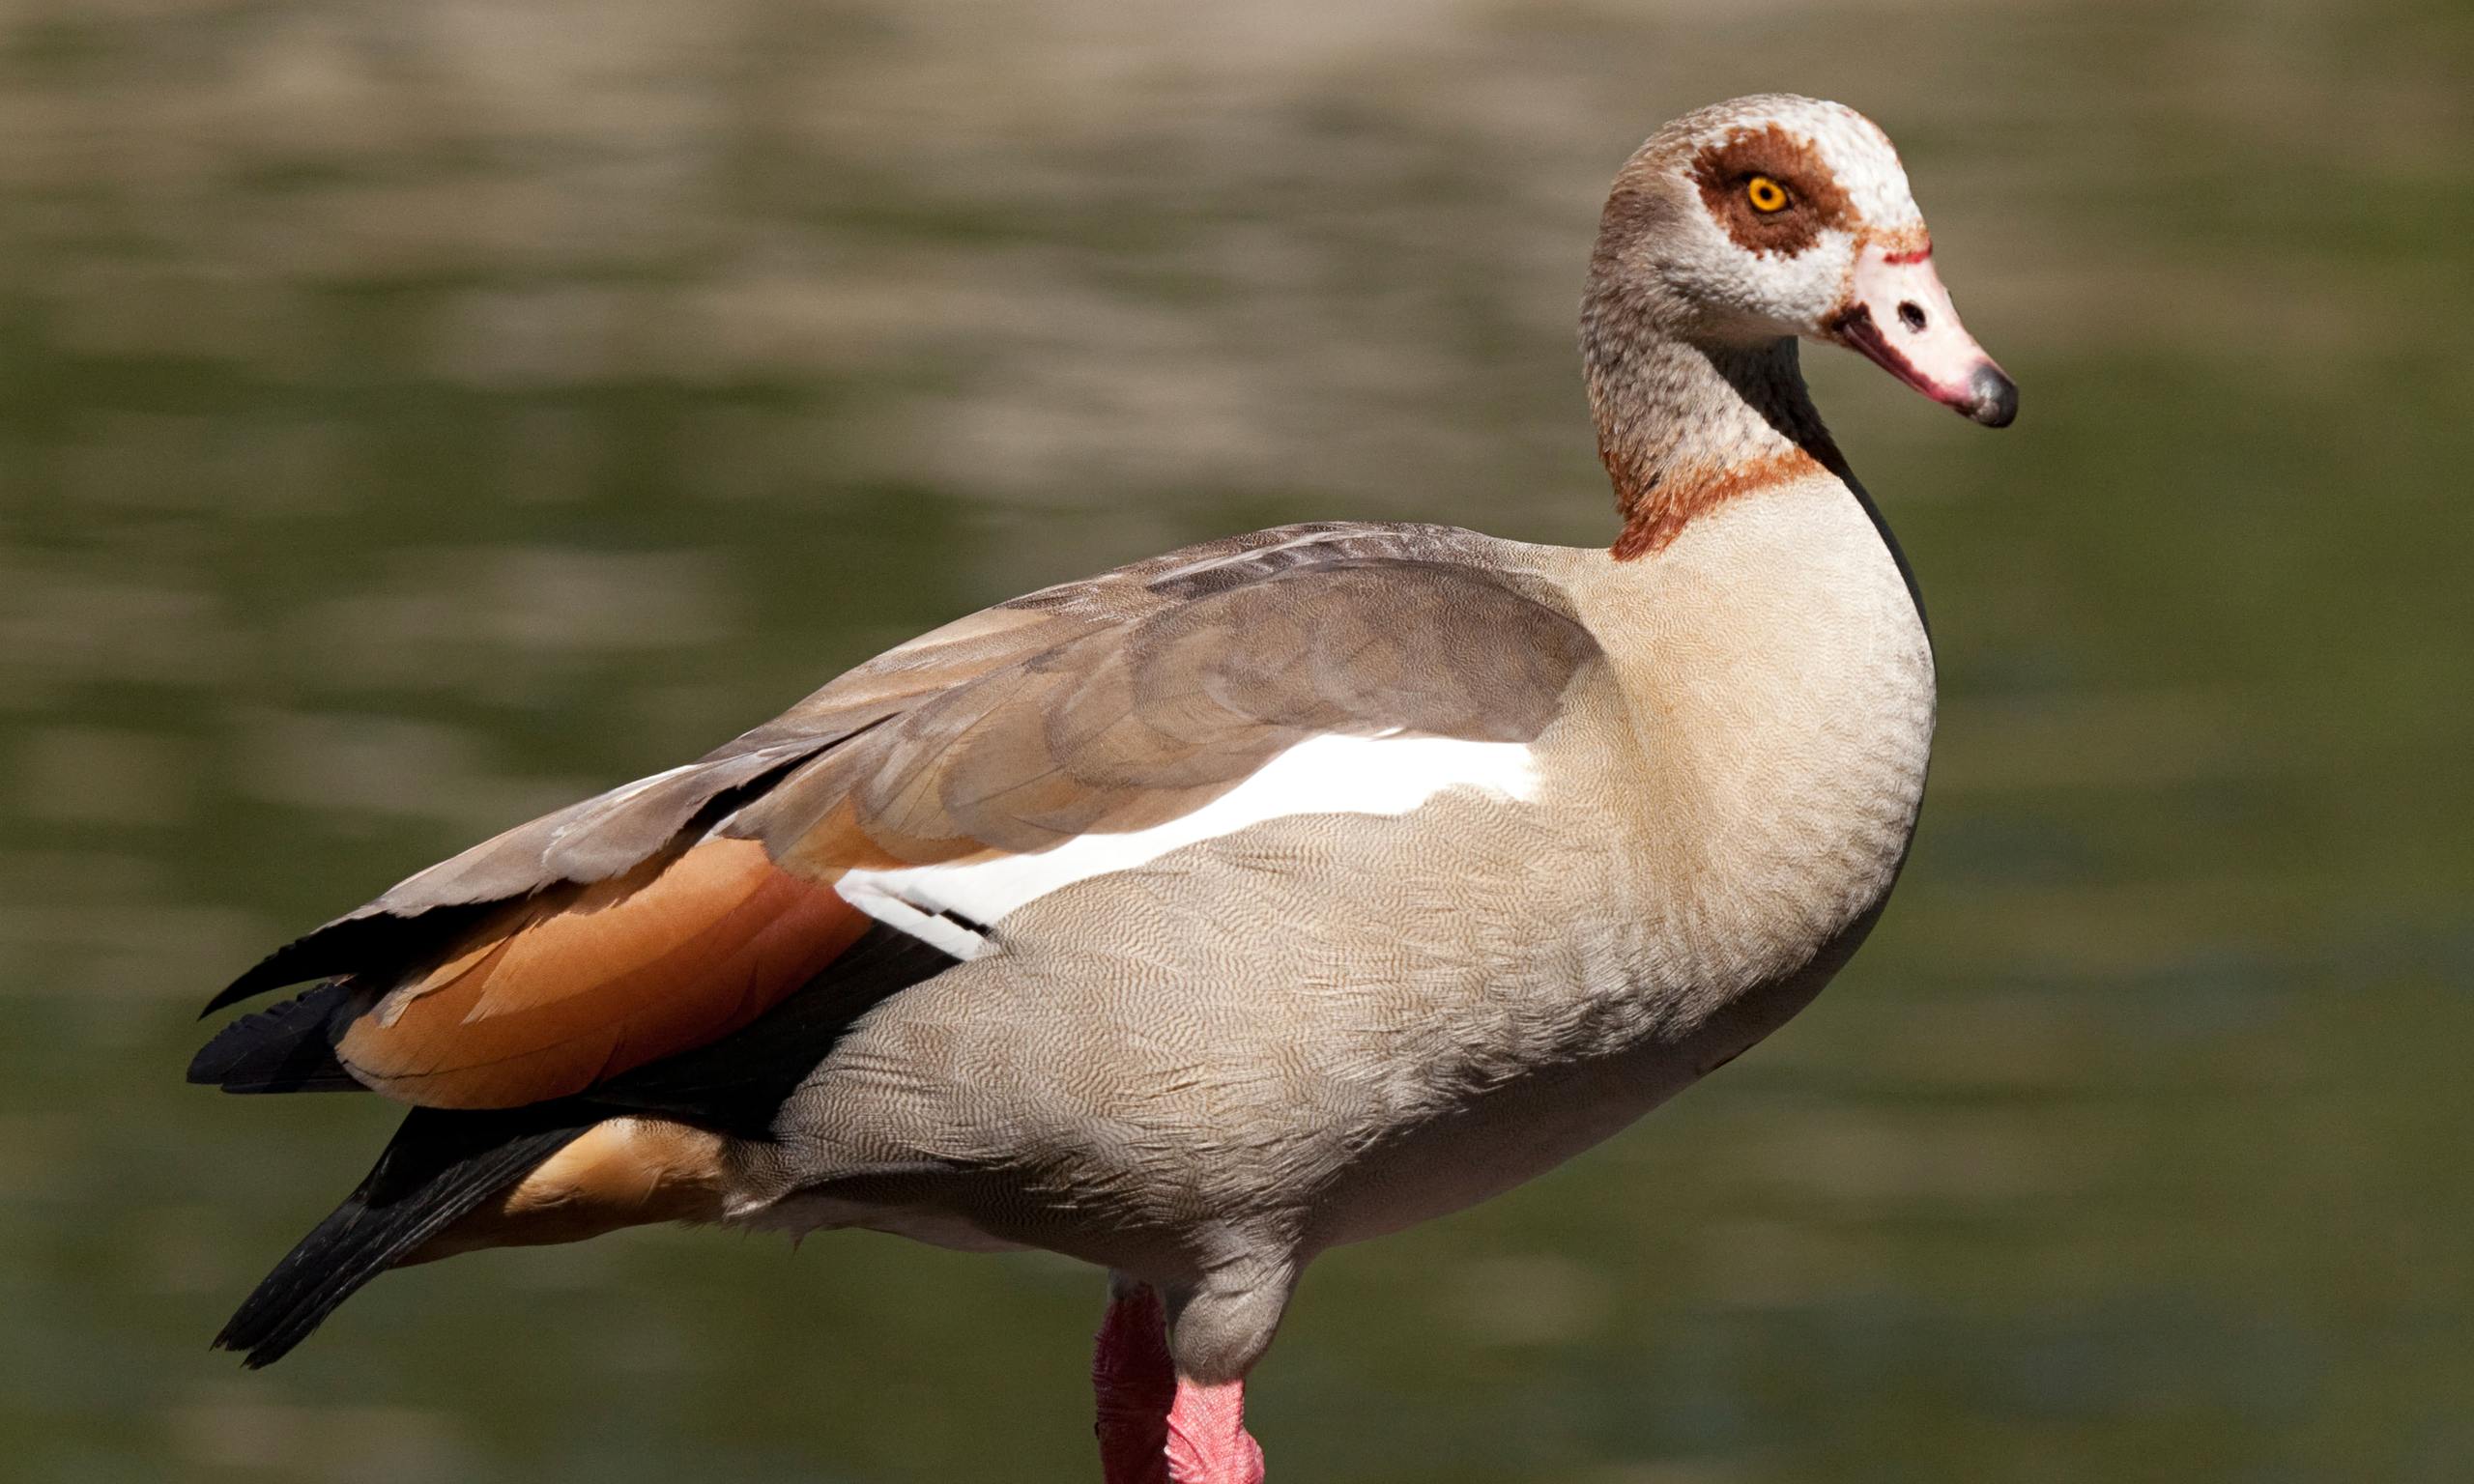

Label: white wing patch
[834,732,1539,958]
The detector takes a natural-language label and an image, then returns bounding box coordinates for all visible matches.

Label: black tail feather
[202,922,961,1366]
[215,1107,591,1368]
[187,983,363,1094]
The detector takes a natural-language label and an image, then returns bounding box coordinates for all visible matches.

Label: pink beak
[1826,243,2017,428]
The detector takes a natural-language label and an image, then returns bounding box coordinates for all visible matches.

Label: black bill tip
[1967,363,2019,428]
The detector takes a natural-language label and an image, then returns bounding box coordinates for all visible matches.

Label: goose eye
[1744,175,1790,214]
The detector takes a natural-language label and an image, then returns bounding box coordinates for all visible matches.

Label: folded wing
[198,523,1601,1112]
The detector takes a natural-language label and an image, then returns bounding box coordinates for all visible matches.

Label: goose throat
[1583,329,1846,560]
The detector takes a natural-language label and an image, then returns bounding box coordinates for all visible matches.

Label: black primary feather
[214,1106,593,1368]
[201,902,498,1016]
[187,982,362,1094]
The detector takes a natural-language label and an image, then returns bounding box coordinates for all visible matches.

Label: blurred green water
[3,1,2469,1480]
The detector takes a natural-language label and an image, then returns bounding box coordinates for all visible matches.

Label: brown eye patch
[1690,124,1856,256]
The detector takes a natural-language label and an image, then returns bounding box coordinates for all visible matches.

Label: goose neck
[1580,308,1848,558]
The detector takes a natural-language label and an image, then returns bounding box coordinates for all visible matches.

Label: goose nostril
[1897,301,1928,332]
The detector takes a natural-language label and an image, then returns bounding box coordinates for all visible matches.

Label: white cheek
[1738,228,1858,327]
[835,732,1541,956]
[1667,222,1856,335]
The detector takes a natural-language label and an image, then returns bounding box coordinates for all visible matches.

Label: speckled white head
[1594,93,2014,425]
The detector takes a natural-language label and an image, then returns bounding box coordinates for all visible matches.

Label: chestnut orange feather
[335,839,868,1108]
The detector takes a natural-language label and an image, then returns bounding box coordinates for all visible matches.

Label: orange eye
[1745,175,1789,213]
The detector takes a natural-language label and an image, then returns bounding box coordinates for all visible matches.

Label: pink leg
[1095,1283,1176,1484]
[1093,1282,1267,1484]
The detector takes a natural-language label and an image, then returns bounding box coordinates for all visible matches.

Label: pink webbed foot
[1094,1281,1266,1484]
[1165,1373,1265,1484]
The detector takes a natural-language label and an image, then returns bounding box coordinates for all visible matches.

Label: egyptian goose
[192,94,2013,1482]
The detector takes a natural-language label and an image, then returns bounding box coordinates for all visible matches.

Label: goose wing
[196,523,1599,1110]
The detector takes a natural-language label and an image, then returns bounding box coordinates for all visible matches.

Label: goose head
[1589,93,2016,427]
